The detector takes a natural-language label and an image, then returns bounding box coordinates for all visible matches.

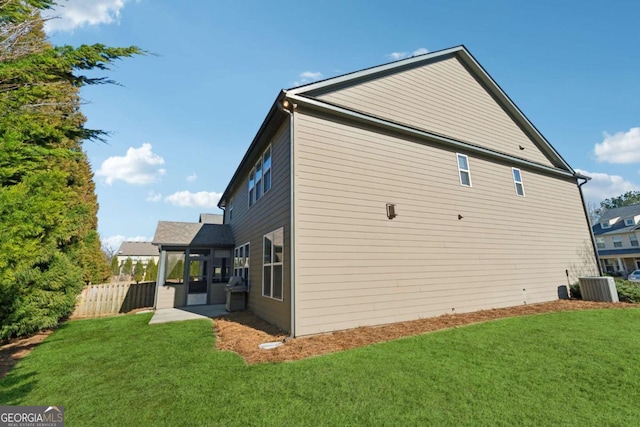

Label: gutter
[277,99,297,339]
[575,173,603,276]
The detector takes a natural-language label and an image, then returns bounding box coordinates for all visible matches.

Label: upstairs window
[625,219,635,226]
[613,235,623,248]
[601,222,611,229]
[456,154,472,187]
[631,234,639,247]
[263,147,272,193]
[228,200,233,222]
[248,171,255,206]
[596,237,605,249]
[248,145,272,207]
[512,168,525,196]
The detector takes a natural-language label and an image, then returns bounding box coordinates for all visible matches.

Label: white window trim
[233,242,250,287]
[262,228,284,301]
[248,145,272,208]
[630,234,639,247]
[512,167,525,197]
[263,146,272,195]
[613,235,623,248]
[601,222,611,229]
[625,219,634,226]
[456,153,472,187]
[596,237,606,249]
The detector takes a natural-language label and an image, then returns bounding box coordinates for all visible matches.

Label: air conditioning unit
[578,277,619,303]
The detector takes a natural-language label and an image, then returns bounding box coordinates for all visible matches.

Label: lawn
[1,309,640,426]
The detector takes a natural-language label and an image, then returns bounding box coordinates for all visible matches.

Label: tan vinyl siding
[315,55,554,167]
[227,123,291,331]
[293,110,596,336]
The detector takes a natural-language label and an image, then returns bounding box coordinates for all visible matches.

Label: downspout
[277,98,296,339]
[575,173,603,276]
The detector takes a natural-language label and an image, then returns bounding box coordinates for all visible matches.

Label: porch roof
[152,221,234,247]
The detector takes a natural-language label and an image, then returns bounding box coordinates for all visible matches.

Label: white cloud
[164,191,222,208]
[96,143,166,185]
[146,191,162,203]
[44,0,133,33]
[575,169,640,204]
[387,48,429,61]
[186,172,198,183]
[594,127,640,164]
[388,52,408,61]
[293,71,323,86]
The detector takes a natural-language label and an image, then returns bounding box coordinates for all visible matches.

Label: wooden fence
[72,282,156,318]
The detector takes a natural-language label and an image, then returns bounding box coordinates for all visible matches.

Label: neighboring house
[153,45,597,337]
[592,204,640,275]
[116,241,160,272]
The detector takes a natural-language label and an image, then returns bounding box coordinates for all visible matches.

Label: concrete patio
[149,304,227,324]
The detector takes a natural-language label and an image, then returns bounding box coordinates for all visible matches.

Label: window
[456,154,471,187]
[228,199,233,222]
[613,235,623,248]
[625,219,635,226]
[263,228,284,300]
[631,234,639,247]
[512,168,525,196]
[596,237,605,249]
[601,222,611,229]
[263,147,272,193]
[233,243,250,285]
[248,171,255,206]
[248,145,272,207]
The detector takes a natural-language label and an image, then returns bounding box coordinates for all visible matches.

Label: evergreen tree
[110,256,120,277]
[122,258,134,276]
[0,1,142,339]
[133,261,144,284]
[144,258,157,282]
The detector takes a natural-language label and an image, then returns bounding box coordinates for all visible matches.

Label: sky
[44,0,640,251]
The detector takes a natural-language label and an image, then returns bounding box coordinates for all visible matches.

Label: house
[153,45,598,337]
[152,214,234,307]
[116,241,160,273]
[592,204,640,275]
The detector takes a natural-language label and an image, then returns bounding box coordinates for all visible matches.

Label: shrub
[616,280,640,303]
[570,283,582,299]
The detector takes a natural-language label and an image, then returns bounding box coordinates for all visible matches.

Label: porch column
[154,249,167,308]
[617,258,624,273]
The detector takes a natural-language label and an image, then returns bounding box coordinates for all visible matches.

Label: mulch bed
[1,300,636,379]
[214,300,636,364]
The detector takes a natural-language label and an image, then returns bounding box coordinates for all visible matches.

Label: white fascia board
[286,93,575,180]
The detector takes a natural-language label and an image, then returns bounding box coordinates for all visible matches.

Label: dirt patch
[214,300,637,364]
[0,331,52,380]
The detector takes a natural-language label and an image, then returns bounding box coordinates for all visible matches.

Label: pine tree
[110,256,120,277]
[122,258,134,276]
[0,1,142,339]
[144,258,157,282]
[133,261,144,284]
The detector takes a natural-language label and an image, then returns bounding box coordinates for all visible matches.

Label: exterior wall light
[386,203,397,219]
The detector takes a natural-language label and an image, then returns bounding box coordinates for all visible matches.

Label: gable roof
[152,221,234,247]
[117,241,159,257]
[219,45,578,208]
[593,203,640,236]
[597,203,640,223]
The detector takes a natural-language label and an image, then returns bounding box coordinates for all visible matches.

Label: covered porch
[152,219,235,310]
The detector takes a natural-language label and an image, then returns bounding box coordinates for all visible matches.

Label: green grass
[2,309,640,426]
